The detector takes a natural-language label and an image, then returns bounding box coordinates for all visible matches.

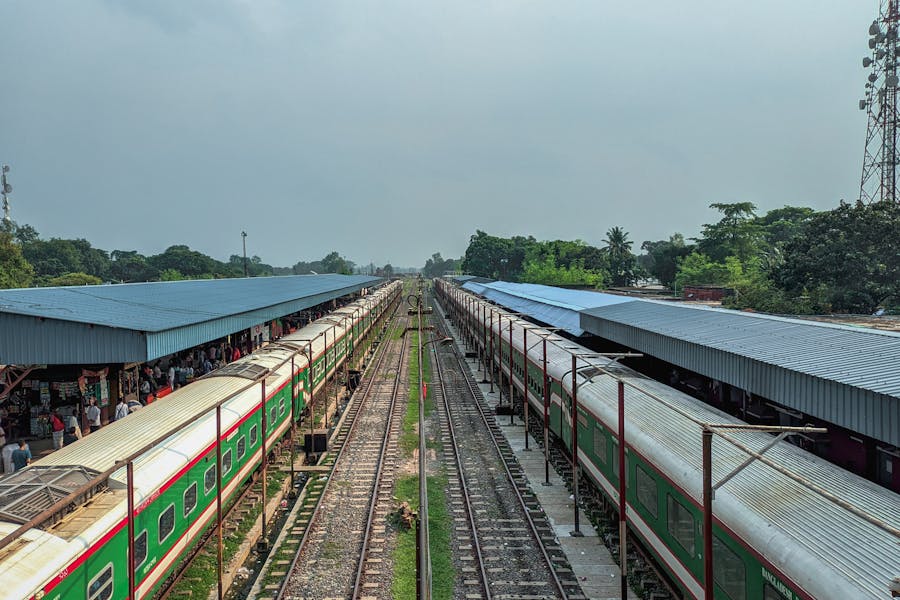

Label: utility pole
[2,165,11,225]
[859,1,900,203]
[241,231,248,277]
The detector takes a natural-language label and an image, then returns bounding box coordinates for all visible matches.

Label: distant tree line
[0,221,360,287]
[458,227,637,288]
[454,200,900,315]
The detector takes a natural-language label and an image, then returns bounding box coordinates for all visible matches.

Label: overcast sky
[0,1,875,269]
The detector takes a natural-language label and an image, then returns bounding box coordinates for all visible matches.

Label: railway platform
[459,352,640,600]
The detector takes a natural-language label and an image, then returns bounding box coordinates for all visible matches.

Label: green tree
[775,200,900,313]
[110,250,158,282]
[0,231,34,288]
[321,251,353,274]
[22,238,85,279]
[603,226,637,286]
[520,255,604,287]
[697,202,763,263]
[673,252,731,288]
[422,253,461,278]
[462,231,513,279]
[149,245,223,278]
[640,233,694,287]
[159,268,185,281]
[46,272,103,287]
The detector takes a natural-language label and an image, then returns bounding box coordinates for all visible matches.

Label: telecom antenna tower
[1,165,11,224]
[859,2,900,203]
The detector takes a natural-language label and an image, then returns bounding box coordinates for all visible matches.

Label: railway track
[272,313,410,600]
[430,303,584,599]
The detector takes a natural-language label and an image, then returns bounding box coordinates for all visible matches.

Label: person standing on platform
[167,364,176,390]
[114,398,129,421]
[86,397,101,433]
[50,411,65,450]
[12,440,31,471]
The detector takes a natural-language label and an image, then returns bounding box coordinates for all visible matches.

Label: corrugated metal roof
[0,275,382,364]
[581,301,900,445]
[461,281,635,335]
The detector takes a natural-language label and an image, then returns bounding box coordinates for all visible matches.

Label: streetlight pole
[241,231,248,278]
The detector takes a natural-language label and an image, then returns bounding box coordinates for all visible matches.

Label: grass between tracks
[392,474,454,600]
[401,328,436,457]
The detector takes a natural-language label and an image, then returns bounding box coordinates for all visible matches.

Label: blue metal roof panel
[0,275,382,364]
[580,301,900,445]
[581,300,900,397]
[0,274,380,332]
[463,281,636,336]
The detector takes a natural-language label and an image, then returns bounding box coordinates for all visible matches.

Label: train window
[635,465,658,519]
[134,530,148,568]
[270,406,277,427]
[666,495,695,555]
[593,426,608,465]
[158,504,175,544]
[279,397,286,416]
[237,436,247,460]
[763,583,790,600]
[223,449,233,474]
[250,424,259,447]
[713,536,746,600]
[87,563,113,600]
[204,464,217,494]
[183,482,198,517]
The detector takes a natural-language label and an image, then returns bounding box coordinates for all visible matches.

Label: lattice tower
[859,2,900,203]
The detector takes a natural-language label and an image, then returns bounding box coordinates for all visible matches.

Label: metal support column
[570,354,582,536]
[127,462,136,600]
[702,428,714,600]
[617,381,627,599]
[542,337,551,486]
[216,404,223,599]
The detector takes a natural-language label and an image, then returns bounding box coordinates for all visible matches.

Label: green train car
[437,279,899,600]
[0,281,401,600]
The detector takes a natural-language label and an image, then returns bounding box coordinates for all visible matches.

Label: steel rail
[431,319,493,599]
[273,298,404,600]
[350,315,410,599]
[434,308,572,599]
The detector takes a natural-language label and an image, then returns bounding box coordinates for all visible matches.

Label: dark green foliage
[461,231,609,286]
[775,200,900,313]
[292,251,355,275]
[46,272,103,286]
[422,253,460,278]
[640,234,694,287]
[603,226,638,286]
[461,230,536,281]
[696,202,762,264]
[0,230,34,288]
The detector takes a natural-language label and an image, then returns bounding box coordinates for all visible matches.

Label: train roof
[479,300,899,598]
[472,300,900,598]
[580,368,900,599]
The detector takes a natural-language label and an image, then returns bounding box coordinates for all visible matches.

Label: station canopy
[460,280,635,335]
[0,274,381,364]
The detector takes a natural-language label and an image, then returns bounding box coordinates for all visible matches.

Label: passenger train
[436,278,900,600]
[0,280,401,600]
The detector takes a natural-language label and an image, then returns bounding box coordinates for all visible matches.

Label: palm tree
[603,226,637,286]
